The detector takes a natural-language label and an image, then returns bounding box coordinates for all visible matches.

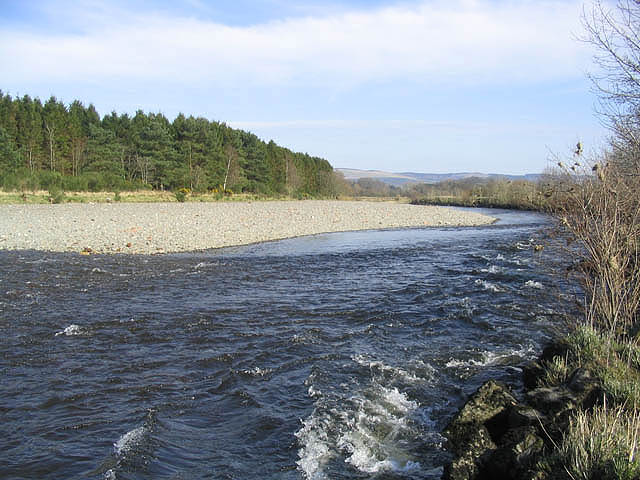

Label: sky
[0,0,609,174]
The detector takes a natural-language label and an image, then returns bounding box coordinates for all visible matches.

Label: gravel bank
[0,200,495,254]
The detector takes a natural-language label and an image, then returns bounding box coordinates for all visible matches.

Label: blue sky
[1,0,607,174]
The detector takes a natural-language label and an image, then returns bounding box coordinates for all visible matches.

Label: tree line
[333,175,547,210]
[408,177,546,210]
[0,92,337,196]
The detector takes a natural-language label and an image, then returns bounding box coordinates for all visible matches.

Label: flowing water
[0,209,580,480]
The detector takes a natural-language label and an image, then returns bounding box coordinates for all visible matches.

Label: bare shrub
[550,159,640,339]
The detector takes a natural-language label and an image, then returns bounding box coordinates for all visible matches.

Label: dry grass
[0,190,313,204]
[552,402,640,480]
[0,189,413,205]
[0,190,171,204]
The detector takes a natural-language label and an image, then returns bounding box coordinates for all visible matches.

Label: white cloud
[1,0,588,90]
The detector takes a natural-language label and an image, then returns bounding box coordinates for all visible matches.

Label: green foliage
[47,186,66,204]
[0,91,338,197]
[0,126,20,171]
[540,355,571,387]
[542,325,640,406]
[174,188,189,202]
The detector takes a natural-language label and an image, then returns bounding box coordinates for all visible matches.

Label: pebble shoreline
[0,200,495,254]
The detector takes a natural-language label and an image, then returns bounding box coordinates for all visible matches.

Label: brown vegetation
[409,177,545,211]
[536,2,640,477]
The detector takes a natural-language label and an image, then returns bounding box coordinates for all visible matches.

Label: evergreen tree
[0,92,338,196]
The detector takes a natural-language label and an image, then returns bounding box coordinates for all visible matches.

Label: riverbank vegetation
[332,173,548,210]
[540,161,640,479]
[408,177,546,210]
[537,1,640,478]
[0,93,339,198]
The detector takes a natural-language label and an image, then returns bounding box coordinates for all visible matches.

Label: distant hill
[337,168,541,186]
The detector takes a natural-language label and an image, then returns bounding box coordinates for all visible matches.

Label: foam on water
[240,366,273,377]
[481,265,503,274]
[338,385,421,473]
[114,426,147,456]
[308,385,322,398]
[352,354,427,384]
[524,280,544,289]
[296,414,333,480]
[515,238,539,251]
[194,261,220,270]
[446,344,536,369]
[55,324,84,336]
[474,279,503,293]
[297,355,425,480]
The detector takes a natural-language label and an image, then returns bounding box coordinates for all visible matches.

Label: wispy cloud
[229,118,498,131]
[1,0,588,90]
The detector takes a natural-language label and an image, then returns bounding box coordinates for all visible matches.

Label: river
[0,209,579,480]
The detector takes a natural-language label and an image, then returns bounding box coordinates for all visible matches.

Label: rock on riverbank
[441,343,603,480]
[0,200,495,254]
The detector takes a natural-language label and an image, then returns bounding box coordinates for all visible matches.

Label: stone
[539,342,569,364]
[442,381,518,480]
[444,380,518,445]
[508,404,545,429]
[522,360,545,389]
[485,426,545,479]
[565,368,603,409]
[443,425,496,480]
[525,386,577,415]
[566,367,594,393]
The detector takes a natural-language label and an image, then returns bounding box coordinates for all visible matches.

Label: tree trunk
[223,155,232,191]
[45,123,55,172]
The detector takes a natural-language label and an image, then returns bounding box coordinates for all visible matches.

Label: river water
[0,209,580,480]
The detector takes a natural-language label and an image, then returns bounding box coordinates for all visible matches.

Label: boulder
[566,368,604,409]
[485,426,545,479]
[442,381,518,480]
[440,345,604,480]
[443,425,496,480]
[525,386,577,415]
[507,404,545,429]
[522,360,545,390]
[444,380,517,447]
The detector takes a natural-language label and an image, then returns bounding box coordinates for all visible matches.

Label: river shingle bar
[0,201,495,254]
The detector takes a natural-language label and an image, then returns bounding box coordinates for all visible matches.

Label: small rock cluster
[442,343,603,480]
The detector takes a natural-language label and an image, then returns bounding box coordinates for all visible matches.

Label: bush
[174,187,189,202]
[549,161,640,339]
[48,186,66,204]
[38,170,63,190]
[62,175,89,192]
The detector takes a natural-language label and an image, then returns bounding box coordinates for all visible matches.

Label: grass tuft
[549,402,640,480]
[541,355,572,387]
